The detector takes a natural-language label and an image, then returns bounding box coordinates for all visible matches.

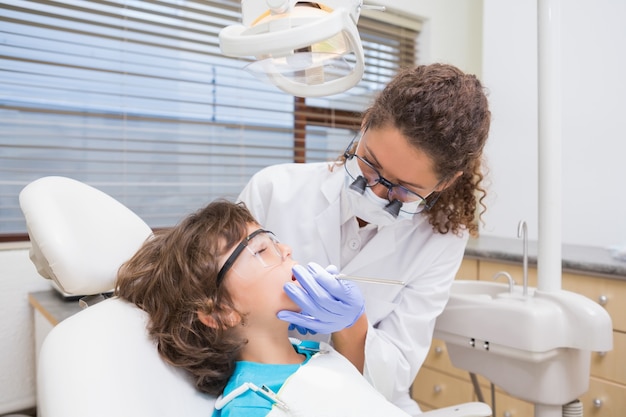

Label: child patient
[115,200,409,417]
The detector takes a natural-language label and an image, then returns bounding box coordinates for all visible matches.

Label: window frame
[0,1,419,241]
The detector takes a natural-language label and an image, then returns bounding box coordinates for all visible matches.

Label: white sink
[447,280,515,298]
[434,280,613,406]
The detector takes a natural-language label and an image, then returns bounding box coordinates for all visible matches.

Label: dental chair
[20,176,215,417]
[19,176,490,417]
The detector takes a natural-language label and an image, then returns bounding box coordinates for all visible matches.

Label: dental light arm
[219,0,366,97]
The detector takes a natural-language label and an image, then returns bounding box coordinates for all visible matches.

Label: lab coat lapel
[313,169,342,267]
[343,226,397,276]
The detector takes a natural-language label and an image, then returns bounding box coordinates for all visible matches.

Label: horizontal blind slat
[0,3,417,235]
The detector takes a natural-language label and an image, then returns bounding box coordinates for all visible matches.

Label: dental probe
[336,274,405,286]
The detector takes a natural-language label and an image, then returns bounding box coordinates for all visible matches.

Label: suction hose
[562,399,583,417]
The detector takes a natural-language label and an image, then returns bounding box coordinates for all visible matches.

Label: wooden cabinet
[412,366,474,410]
[412,258,626,415]
[562,271,626,416]
[488,391,534,417]
[456,258,479,281]
[579,377,626,416]
[412,337,535,415]
[561,271,626,333]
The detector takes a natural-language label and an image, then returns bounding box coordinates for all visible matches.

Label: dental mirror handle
[336,274,405,286]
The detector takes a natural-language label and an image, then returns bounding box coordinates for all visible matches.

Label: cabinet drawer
[412,367,474,409]
[562,272,626,332]
[488,390,534,417]
[590,330,626,385]
[579,376,626,416]
[423,338,471,380]
[457,258,478,280]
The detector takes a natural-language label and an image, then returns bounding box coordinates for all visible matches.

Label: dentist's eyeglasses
[343,131,441,216]
[216,229,284,285]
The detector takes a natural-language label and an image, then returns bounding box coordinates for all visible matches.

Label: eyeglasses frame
[343,130,442,213]
[216,229,280,285]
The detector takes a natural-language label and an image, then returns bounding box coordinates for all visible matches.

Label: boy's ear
[197,309,241,329]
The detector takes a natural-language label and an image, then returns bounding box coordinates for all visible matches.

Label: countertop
[29,290,83,325]
[465,236,626,280]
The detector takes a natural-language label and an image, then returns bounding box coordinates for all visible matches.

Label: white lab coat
[238,162,468,415]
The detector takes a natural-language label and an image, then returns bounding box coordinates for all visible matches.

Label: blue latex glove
[278,262,365,334]
[288,323,317,335]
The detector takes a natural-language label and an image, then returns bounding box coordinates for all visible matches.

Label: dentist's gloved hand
[278,262,365,334]
[287,323,316,335]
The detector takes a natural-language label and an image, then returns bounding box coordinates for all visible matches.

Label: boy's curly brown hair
[115,200,257,395]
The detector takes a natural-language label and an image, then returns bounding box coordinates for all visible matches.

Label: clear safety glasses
[216,229,284,285]
[343,132,441,215]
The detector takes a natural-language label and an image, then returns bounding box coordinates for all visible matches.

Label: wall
[382,0,626,249]
[0,245,50,414]
[481,0,626,248]
[373,0,484,76]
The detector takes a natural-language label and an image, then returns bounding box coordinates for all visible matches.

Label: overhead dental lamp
[219,0,371,97]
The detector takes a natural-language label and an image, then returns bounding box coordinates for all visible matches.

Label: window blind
[0,0,418,239]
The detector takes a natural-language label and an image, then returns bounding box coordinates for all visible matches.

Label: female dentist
[237,63,491,415]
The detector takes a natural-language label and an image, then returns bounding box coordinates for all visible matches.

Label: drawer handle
[433,384,442,394]
[593,398,603,408]
[598,295,608,306]
[434,346,444,355]
[503,412,512,417]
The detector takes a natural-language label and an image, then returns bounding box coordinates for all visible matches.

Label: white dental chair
[20,176,490,417]
[20,176,215,417]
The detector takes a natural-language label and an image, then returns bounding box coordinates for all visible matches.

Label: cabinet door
[562,272,626,333]
[412,367,474,410]
[579,376,626,416]
[423,338,472,380]
[457,258,479,280]
[487,390,534,417]
[590,329,626,385]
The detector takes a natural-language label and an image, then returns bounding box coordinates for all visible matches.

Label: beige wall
[481,0,626,247]
[371,0,484,76]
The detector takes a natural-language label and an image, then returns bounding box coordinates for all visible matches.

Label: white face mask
[343,158,415,226]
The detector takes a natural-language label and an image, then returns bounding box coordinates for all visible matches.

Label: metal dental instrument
[336,274,405,286]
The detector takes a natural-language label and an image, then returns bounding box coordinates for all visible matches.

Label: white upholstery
[20,176,215,417]
[20,176,488,417]
[19,176,152,295]
[37,298,215,417]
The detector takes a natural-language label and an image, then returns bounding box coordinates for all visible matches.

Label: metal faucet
[492,270,516,293]
[517,220,529,296]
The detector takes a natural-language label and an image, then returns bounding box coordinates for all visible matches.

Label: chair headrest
[19,176,152,295]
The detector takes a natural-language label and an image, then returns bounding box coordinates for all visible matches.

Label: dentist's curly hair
[115,200,257,396]
[344,63,491,237]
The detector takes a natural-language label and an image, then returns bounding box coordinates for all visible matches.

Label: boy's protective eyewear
[216,229,284,285]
